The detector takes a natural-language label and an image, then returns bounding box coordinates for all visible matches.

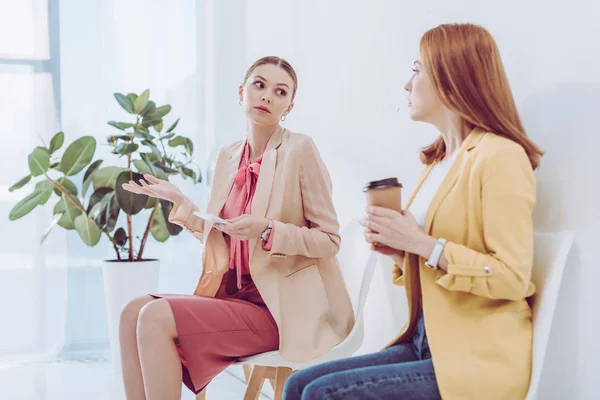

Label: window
[0,0,62,356]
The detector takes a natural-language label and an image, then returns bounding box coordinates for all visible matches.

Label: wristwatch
[425,237,447,269]
[261,219,273,242]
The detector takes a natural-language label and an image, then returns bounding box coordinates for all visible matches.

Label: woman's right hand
[371,244,405,266]
[121,174,185,205]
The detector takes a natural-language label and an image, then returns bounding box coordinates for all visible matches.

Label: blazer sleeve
[435,145,536,300]
[168,197,205,243]
[392,262,405,286]
[268,137,341,258]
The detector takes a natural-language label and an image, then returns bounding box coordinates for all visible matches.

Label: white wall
[232,1,599,398]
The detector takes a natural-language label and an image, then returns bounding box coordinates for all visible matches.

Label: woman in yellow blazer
[119,57,354,400]
[284,24,544,400]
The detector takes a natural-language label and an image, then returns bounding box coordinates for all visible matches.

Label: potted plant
[8,90,201,367]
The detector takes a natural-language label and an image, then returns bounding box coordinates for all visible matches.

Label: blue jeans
[283,310,440,400]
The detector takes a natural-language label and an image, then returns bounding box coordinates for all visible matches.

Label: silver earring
[281,114,287,122]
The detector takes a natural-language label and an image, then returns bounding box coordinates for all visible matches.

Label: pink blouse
[221,142,274,289]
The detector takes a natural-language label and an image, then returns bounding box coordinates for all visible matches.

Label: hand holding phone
[193,212,229,225]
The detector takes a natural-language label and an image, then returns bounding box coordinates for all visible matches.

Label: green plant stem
[126,117,139,261]
[45,174,120,258]
[137,200,159,261]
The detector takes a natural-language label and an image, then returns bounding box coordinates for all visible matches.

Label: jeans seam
[321,372,437,399]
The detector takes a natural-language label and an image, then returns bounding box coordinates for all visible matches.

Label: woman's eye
[276,89,287,96]
[253,81,264,88]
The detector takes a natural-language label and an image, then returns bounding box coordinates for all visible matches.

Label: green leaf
[141,142,162,162]
[93,166,126,190]
[141,115,162,128]
[54,177,78,197]
[126,93,138,105]
[28,147,50,176]
[58,136,96,176]
[160,200,183,236]
[184,138,194,155]
[134,89,150,114]
[160,133,175,140]
[49,132,65,154]
[54,196,83,230]
[151,205,170,242]
[114,93,134,114]
[90,191,119,233]
[114,227,128,246]
[134,130,155,141]
[140,101,156,117]
[155,105,171,118]
[155,162,178,174]
[145,196,157,209]
[74,214,102,246]
[41,213,63,244]
[9,175,32,192]
[166,118,179,133]
[135,125,150,133]
[153,121,163,133]
[115,171,148,215]
[87,187,113,214]
[103,192,120,232]
[49,161,59,169]
[82,160,103,197]
[35,180,53,205]
[133,159,167,180]
[180,166,195,181]
[108,121,135,130]
[167,136,186,147]
[8,182,52,221]
[116,142,139,156]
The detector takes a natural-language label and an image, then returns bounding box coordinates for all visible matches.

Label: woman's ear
[238,84,244,102]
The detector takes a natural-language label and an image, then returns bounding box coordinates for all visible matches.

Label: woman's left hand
[360,206,426,253]
[217,214,268,240]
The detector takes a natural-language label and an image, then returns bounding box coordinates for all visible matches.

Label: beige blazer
[168,126,355,362]
[387,129,536,399]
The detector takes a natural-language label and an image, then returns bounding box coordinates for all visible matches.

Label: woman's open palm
[121,174,184,205]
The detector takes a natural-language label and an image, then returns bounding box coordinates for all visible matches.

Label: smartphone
[193,212,229,225]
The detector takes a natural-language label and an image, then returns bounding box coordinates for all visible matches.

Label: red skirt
[151,270,279,394]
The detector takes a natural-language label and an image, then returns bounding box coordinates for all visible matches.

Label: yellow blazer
[387,128,536,399]
[167,126,355,362]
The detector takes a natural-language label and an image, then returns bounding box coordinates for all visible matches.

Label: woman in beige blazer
[284,24,544,400]
[119,56,354,400]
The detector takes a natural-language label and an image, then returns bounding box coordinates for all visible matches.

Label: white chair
[525,231,575,400]
[195,219,378,400]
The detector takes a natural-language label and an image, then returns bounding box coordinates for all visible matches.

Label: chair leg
[274,367,294,400]
[244,366,276,400]
[196,387,207,400]
[242,364,253,382]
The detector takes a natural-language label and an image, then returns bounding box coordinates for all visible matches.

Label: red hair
[419,24,543,169]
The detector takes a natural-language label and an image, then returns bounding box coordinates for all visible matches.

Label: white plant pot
[102,259,160,372]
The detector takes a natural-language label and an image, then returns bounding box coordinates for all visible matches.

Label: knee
[136,299,177,339]
[283,370,310,400]
[119,295,154,332]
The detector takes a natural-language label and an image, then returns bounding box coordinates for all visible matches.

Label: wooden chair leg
[244,366,277,400]
[242,364,253,382]
[274,367,294,400]
[195,387,207,400]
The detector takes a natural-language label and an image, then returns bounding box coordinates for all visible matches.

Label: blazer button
[484,266,491,274]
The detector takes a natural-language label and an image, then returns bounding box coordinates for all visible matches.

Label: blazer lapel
[424,128,486,234]
[204,139,246,240]
[249,126,285,259]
